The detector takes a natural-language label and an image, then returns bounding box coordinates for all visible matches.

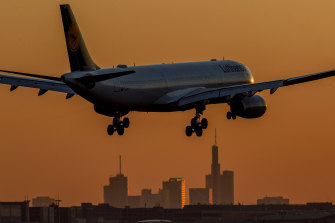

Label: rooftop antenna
[119,155,122,175]
[55,193,61,206]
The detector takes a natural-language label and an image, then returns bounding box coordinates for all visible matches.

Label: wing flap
[0,74,75,94]
[178,80,283,106]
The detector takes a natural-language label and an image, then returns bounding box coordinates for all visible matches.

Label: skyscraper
[206,130,221,204]
[161,178,186,208]
[103,156,128,208]
[205,130,234,205]
[211,144,221,204]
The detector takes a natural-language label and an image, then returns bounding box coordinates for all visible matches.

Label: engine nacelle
[230,95,267,119]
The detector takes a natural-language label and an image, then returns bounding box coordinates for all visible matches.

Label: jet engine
[230,95,267,119]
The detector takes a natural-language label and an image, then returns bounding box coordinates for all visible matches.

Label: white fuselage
[63,60,253,112]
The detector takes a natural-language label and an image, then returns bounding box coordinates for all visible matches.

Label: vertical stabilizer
[60,4,100,71]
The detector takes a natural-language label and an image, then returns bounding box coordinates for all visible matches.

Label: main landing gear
[107,115,130,136]
[186,106,208,137]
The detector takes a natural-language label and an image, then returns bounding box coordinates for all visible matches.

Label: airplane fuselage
[63,60,253,112]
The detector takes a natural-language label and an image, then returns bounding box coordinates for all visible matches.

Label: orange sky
[0,0,334,206]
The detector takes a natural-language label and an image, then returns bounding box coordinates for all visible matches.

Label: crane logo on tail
[67,24,80,52]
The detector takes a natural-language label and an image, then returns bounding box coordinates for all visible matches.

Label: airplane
[0,4,334,137]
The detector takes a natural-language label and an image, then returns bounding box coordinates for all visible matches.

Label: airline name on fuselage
[219,64,247,73]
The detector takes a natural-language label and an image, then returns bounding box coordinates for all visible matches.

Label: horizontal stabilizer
[0,69,61,81]
[0,73,75,95]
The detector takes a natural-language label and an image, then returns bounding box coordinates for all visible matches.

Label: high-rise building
[189,188,210,205]
[205,174,212,189]
[220,170,234,204]
[161,178,186,208]
[103,156,128,208]
[211,144,221,204]
[206,131,221,204]
[158,188,170,208]
[205,130,234,205]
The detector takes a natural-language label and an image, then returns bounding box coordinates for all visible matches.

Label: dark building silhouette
[103,156,128,208]
[161,178,185,208]
[206,131,234,204]
[189,188,210,205]
[128,195,141,208]
[205,132,221,204]
[220,170,234,204]
[140,189,160,208]
[28,202,335,223]
[0,201,29,223]
[126,178,185,209]
[32,196,55,207]
[127,189,161,208]
[211,144,220,204]
[257,196,289,205]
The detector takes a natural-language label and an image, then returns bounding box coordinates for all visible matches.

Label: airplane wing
[177,69,335,106]
[0,73,76,98]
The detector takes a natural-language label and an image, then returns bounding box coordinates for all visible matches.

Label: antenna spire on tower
[119,155,122,175]
[215,128,217,145]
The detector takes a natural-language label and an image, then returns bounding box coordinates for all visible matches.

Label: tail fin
[60,4,100,72]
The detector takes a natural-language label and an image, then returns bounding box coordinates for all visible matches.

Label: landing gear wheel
[107,125,114,135]
[232,114,237,120]
[201,118,208,129]
[188,105,207,136]
[117,125,125,136]
[191,117,198,128]
[227,112,232,120]
[195,127,203,137]
[123,117,130,128]
[186,126,193,137]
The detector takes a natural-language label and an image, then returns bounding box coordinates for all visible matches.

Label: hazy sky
[0,0,334,206]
